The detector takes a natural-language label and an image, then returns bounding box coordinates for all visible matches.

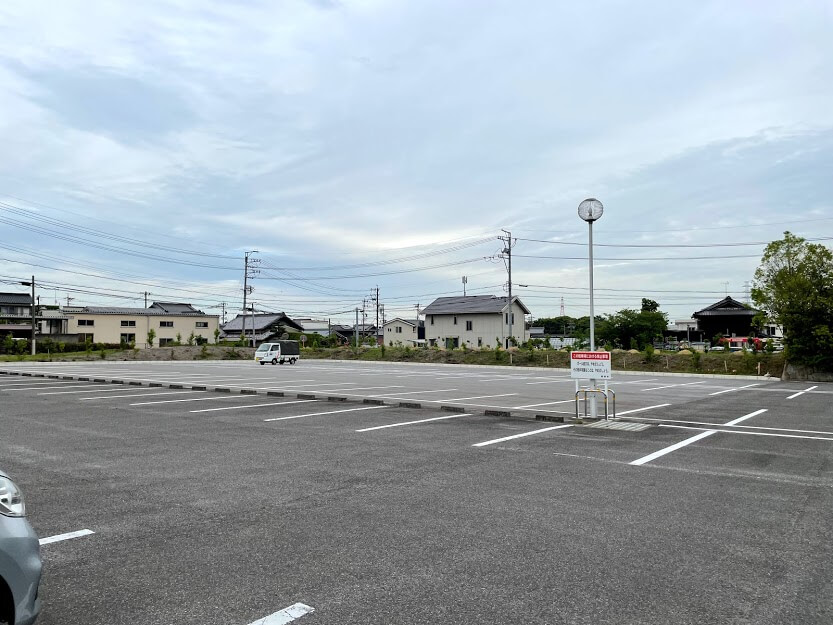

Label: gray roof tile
[421,295,530,315]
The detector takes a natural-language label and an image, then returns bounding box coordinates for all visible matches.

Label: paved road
[1,360,831,624]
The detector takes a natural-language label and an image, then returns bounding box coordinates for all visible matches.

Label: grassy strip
[0,345,785,376]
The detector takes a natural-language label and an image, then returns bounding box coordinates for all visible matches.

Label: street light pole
[578,198,604,419]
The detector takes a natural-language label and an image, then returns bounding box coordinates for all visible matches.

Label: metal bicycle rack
[575,386,616,420]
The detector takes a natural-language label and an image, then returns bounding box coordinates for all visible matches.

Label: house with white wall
[420,295,530,349]
[382,318,425,346]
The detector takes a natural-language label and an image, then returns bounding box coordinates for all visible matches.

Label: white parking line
[82,390,205,400]
[787,385,818,400]
[357,413,472,432]
[709,383,761,396]
[39,387,152,396]
[0,380,81,387]
[630,430,717,466]
[370,388,458,397]
[616,404,671,416]
[3,384,99,392]
[307,385,404,393]
[723,408,767,426]
[428,393,518,402]
[247,603,315,625]
[512,399,578,409]
[264,405,389,422]
[630,409,767,466]
[193,399,318,414]
[526,378,572,385]
[660,424,833,442]
[472,425,573,447]
[642,381,707,392]
[39,529,95,546]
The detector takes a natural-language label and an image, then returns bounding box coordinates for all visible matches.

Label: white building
[382,318,424,346]
[420,295,530,349]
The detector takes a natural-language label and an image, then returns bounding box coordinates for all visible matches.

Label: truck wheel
[279,359,285,364]
[290,358,297,364]
[259,361,265,365]
[271,358,278,365]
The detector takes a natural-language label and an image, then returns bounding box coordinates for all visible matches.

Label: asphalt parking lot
[1,360,832,624]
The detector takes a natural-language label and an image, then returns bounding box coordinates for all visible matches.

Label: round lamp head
[578,198,604,222]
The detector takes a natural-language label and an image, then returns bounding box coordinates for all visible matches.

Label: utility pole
[375,286,380,346]
[220,302,227,325]
[30,276,35,355]
[144,291,148,308]
[500,230,515,348]
[250,303,256,347]
[243,250,259,315]
[354,308,359,351]
[723,281,730,297]
[462,276,467,296]
[560,297,565,317]
[66,296,74,306]
[20,276,36,355]
[415,303,420,346]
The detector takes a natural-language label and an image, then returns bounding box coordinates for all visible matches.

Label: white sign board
[570,351,612,380]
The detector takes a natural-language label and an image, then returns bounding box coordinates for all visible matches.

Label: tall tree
[752,232,833,369]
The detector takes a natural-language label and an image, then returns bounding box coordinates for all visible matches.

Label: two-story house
[420,295,530,349]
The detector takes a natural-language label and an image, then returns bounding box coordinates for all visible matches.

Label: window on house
[453,316,457,325]
[195,322,208,328]
[430,315,434,325]
[120,320,136,327]
[466,320,473,331]
[159,338,174,346]
[78,319,94,327]
[477,337,483,347]
[78,333,94,343]
[160,321,174,328]
[396,326,402,333]
[120,333,136,344]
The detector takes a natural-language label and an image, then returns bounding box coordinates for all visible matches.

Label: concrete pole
[250,305,255,347]
[30,276,36,355]
[354,308,359,351]
[588,221,597,418]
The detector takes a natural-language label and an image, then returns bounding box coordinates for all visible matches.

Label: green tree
[641,298,660,313]
[146,328,156,348]
[213,328,220,344]
[187,331,196,346]
[752,232,833,369]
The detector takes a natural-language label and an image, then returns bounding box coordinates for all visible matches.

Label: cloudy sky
[1,0,832,324]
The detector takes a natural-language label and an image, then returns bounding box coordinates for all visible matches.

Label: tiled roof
[149,302,203,314]
[77,306,213,317]
[221,313,303,332]
[0,293,32,305]
[693,297,757,317]
[421,295,530,315]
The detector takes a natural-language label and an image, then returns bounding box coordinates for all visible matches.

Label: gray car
[0,470,41,625]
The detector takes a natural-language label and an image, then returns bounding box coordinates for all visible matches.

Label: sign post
[570,351,612,380]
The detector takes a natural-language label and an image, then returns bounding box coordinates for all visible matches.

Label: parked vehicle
[254,340,300,365]
[0,469,41,625]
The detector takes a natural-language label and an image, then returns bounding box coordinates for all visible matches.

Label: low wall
[782,363,833,382]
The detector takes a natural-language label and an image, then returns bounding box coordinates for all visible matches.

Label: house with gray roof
[61,302,219,348]
[420,295,531,349]
[221,312,304,345]
[382,318,425,346]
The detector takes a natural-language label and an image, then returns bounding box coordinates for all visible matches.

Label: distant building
[420,295,530,349]
[382,318,425,346]
[293,318,331,336]
[692,297,759,339]
[221,312,303,346]
[0,292,34,339]
[62,302,219,348]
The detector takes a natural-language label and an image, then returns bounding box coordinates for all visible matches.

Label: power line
[513,235,833,248]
